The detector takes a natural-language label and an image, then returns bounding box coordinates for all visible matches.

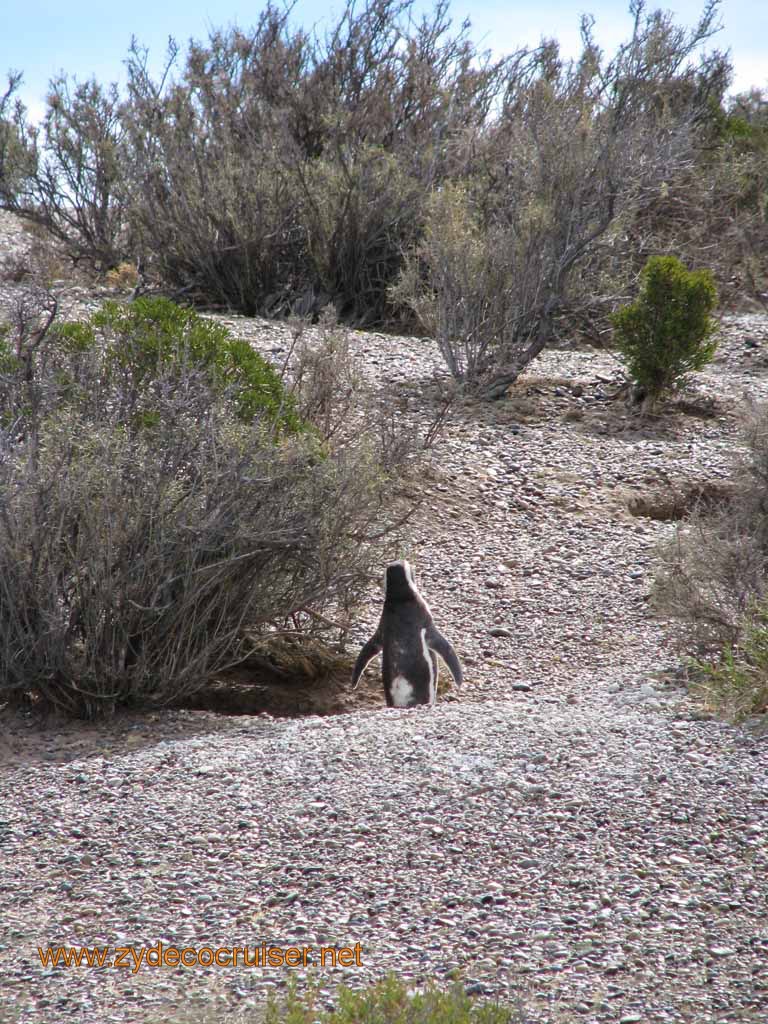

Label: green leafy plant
[265,974,519,1024]
[612,254,718,407]
[54,296,303,434]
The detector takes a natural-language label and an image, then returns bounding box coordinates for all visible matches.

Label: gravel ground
[0,211,767,1023]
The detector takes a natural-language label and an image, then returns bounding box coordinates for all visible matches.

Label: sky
[2,0,766,122]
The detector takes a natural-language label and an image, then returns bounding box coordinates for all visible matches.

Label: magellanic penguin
[351,560,463,708]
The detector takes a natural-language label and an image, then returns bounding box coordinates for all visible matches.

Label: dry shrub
[285,306,452,459]
[654,403,768,649]
[1,75,127,268]
[690,618,768,722]
[394,2,728,397]
[670,396,768,721]
[0,72,35,206]
[4,0,752,381]
[297,146,425,324]
[0,410,392,718]
[622,89,768,312]
[120,0,508,321]
[287,308,363,442]
[105,261,139,290]
[0,292,411,718]
[392,182,505,384]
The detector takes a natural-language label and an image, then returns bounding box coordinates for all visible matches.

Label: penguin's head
[384,560,417,603]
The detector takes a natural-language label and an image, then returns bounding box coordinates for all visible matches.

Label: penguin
[351,560,463,708]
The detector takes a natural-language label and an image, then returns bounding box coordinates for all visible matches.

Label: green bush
[46,296,303,434]
[265,975,519,1024]
[612,255,718,407]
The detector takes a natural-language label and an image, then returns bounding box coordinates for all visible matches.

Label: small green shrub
[612,255,718,406]
[0,296,302,440]
[691,605,768,722]
[265,974,519,1024]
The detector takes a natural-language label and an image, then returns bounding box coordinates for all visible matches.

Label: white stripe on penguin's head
[403,560,420,598]
[385,560,417,603]
[385,559,433,613]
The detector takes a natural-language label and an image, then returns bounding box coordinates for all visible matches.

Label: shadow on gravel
[175,663,380,718]
[0,645,382,767]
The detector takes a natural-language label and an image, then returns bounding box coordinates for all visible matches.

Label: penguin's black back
[381,561,435,706]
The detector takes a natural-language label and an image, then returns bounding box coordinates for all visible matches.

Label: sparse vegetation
[117,0,508,321]
[691,610,768,721]
[265,975,519,1024]
[393,1,728,396]
[3,0,756,395]
[654,404,768,645]
[623,87,768,313]
[1,74,127,267]
[612,255,718,409]
[2,0,767,725]
[654,402,768,718]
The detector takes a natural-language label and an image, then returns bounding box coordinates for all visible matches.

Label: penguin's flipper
[351,630,383,689]
[427,627,463,688]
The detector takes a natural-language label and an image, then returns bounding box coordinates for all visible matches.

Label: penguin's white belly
[390,675,415,707]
